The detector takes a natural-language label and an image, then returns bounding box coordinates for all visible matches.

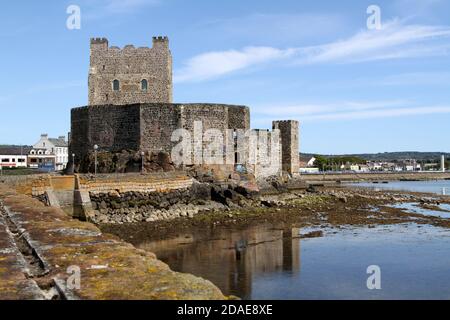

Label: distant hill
[301,152,450,162]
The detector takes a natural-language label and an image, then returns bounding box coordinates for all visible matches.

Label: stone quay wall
[79,172,194,194]
[0,185,226,300]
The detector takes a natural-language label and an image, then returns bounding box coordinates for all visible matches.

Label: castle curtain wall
[70,103,250,166]
[140,104,180,154]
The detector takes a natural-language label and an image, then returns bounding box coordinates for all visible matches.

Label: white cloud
[174,47,296,83]
[175,20,450,82]
[296,19,450,64]
[302,105,450,121]
[254,100,410,117]
[252,101,450,123]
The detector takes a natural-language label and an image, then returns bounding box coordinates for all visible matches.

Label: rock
[111,201,122,209]
[159,201,170,209]
[224,189,238,201]
[98,214,109,223]
[211,185,228,206]
[261,200,276,208]
[234,183,258,198]
[301,231,323,239]
[108,191,120,198]
[339,196,348,203]
[271,181,288,192]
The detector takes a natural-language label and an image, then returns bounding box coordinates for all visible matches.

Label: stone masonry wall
[70,103,250,171]
[273,120,300,176]
[139,104,180,154]
[71,104,141,160]
[89,37,172,106]
[80,172,194,194]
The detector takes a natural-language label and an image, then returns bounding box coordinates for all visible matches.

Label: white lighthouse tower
[441,155,446,172]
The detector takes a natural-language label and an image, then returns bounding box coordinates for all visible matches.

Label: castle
[70,37,299,178]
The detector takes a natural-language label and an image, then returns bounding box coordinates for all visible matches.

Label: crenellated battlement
[90,36,169,52]
[152,36,169,42]
[90,37,108,45]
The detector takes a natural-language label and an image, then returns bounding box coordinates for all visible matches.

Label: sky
[0,0,449,154]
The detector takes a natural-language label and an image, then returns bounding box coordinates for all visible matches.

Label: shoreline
[100,185,450,245]
[1,176,449,300]
[299,171,450,183]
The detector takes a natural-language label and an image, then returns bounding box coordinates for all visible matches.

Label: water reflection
[137,223,450,299]
[138,224,301,299]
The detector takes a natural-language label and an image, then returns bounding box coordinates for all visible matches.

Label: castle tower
[88,36,173,106]
[272,120,300,176]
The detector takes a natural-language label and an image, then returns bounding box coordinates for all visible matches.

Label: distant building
[300,167,320,173]
[423,163,439,171]
[299,156,317,173]
[30,134,69,171]
[0,146,31,169]
[358,165,370,172]
[368,162,383,171]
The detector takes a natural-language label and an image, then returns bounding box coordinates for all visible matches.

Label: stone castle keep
[89,37,172,105]
[71,37,299,178]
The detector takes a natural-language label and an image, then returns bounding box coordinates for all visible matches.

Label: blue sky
[0,0,449,154]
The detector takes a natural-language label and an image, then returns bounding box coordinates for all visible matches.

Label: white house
[0,146,30,169]
[30,134,69,171]
[299,156,317,173]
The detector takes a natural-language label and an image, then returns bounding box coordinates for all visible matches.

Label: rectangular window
[18,159,25,163]
[2,159,10,162]
[31,159,37,163]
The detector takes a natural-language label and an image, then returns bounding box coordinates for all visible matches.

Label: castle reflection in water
[138,224,301,299]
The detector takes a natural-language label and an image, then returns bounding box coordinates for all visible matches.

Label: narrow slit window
[141,79,148,91]
[113,80,120,91]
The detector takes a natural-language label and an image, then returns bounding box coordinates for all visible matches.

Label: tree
[313,155,328,171]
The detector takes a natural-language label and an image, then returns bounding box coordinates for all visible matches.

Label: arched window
[141,79,148,91]
[113,80,120,91]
